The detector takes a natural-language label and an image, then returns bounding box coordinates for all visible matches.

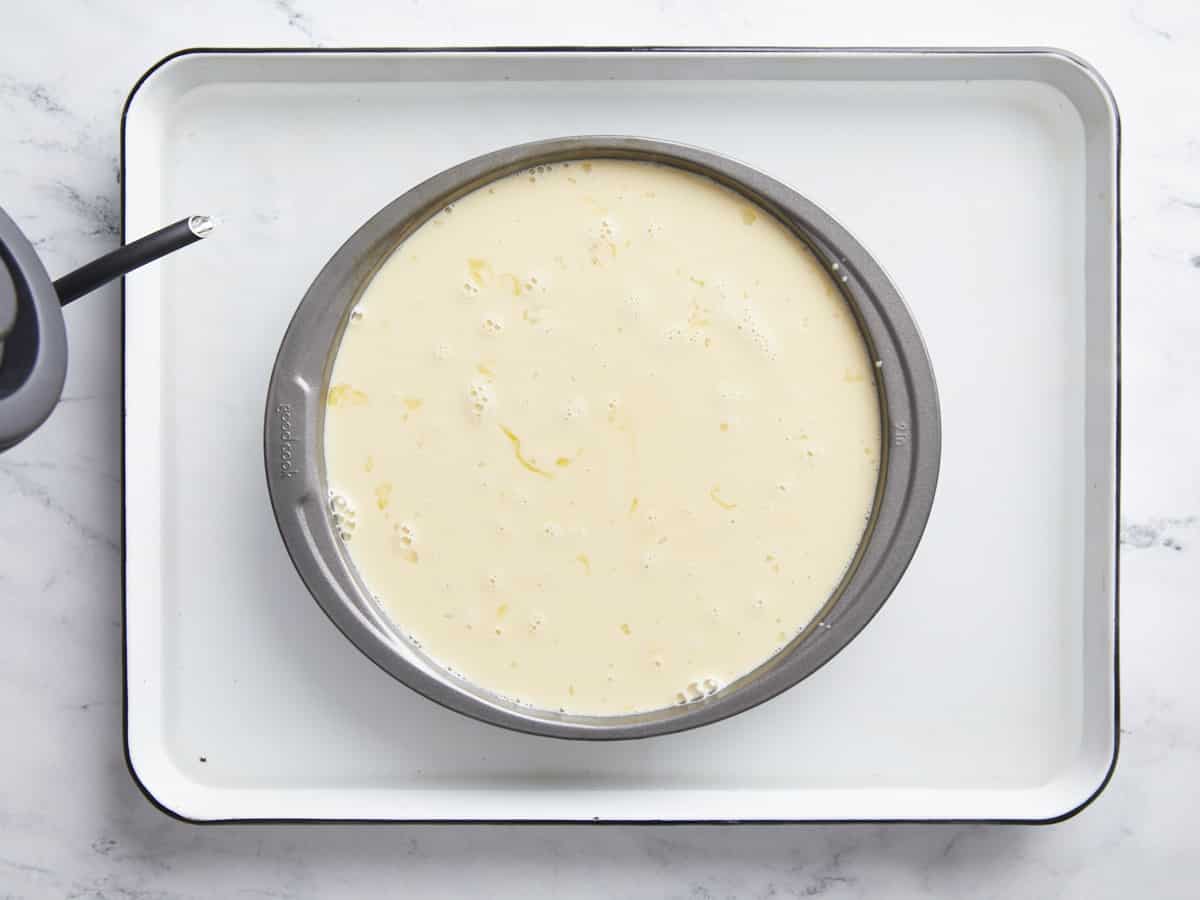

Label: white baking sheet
[122,49,1118,822]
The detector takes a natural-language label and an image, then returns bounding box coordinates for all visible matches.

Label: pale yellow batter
[323,159,880,715]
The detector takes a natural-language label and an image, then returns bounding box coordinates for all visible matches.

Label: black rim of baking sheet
[119,45,1121,826]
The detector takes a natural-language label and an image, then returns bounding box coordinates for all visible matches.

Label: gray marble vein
[0,464,119,551]
[0,81,68,118]
[52,181,120,239]
[1129,5,1174,40]
[272,0,321,45]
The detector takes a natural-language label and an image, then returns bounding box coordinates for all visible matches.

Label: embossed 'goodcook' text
[277,403,299,478]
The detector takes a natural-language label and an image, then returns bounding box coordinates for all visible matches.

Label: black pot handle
[0,209,213,452]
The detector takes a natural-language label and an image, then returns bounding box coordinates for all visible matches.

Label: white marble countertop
[1,1,1196,897]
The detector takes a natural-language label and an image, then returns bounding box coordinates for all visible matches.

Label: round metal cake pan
[264,136,941,740]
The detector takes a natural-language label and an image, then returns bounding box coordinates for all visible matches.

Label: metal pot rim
[264,136,941,740]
